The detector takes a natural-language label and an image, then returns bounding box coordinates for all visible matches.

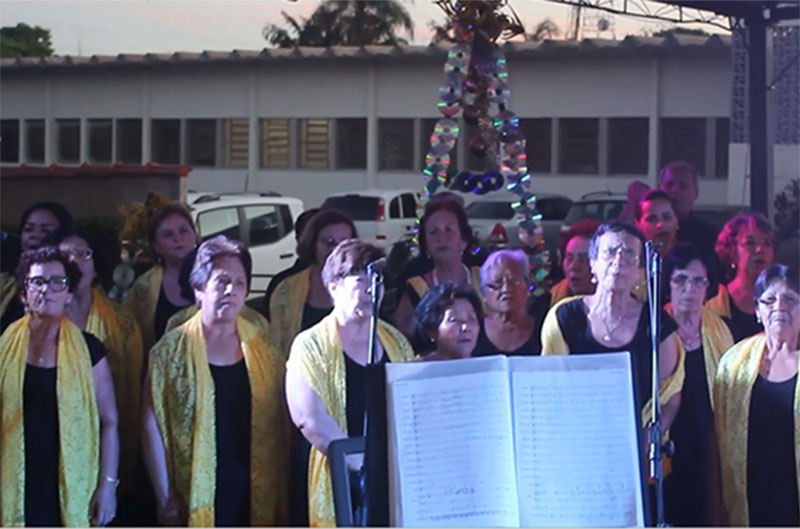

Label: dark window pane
[57,119,80,163]
[186,119,216,167]
[537,198,573,221]
[389,197,401,218]
[521,118,551,173]
[336,118,366,169]
[198,207,240,240]
[244,205,284,247]
[559,118,598,174]
[152,119,181,164]
[88,119,112,163]
[321,195,379,221]
[609,118,648,174]
[401,193,418,219]
[279,205,294,235]
[1,120,20,163]
[116,119,142,164]
[378,119,414,170]
[465,201,515,220]
[660,118,705,175]
[26,120,44,163]
[715,118,729,178]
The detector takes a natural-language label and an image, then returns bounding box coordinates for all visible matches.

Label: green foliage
[0,23,54,58]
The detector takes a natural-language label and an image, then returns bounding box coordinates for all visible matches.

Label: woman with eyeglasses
[0,246,119,527]
[660,243,734,526]
[142,236,287,527]
[472,249,542,357]
[707,212,776,342]
[546,219,600,308]
[713,264,799,526]
[541,221,684,432]
[414,282,482,361]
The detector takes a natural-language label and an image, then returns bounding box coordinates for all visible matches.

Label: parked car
[465,192,573,252]
[560,191,627,233]
[321,188,421,248]
[188,192,304,297]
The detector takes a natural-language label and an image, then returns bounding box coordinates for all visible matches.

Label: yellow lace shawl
[165,304,270,336]
[705,283,732,318]
[286,313,414,527]
[269,268,311,360]
[0,316,100,527]
[148,311,287,527]
[0,272,17,319]
[123,265,163,354]
[713,333,800,526]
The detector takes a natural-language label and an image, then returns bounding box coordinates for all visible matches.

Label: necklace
[432,263,471,287]
[590,303,626,342]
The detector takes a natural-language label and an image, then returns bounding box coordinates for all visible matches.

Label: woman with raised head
[0,246,118,527]
[661,242,734,526]
[414,281,482,361]
[124,203,198,354]
[540,221,684,430]
[141,235,286,527]
[708,212,776,342]
[285,239,414,527]
[546,219,600,308]
[635,189,680,258]
[713,264,799,527]
[473,249,542,357]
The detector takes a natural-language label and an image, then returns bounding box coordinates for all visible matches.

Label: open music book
[385,353,647,528]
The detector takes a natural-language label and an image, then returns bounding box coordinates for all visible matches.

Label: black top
[554,298,677,407]
[728,299,762,343]
[209,359,252,527]
[261,261,310,321]
[345,353,368,438]
[154,286,185,341]
[0,295,25,334]
[473,321,543,357]
[746,374,799,527]
[301,303,332,333]
[24,332,107,527]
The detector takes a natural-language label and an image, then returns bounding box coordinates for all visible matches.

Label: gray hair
[479,249,531,292]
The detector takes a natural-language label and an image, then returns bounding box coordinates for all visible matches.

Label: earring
[590,274,597,284]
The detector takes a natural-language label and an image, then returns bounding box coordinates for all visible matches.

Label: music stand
[329,436,366,527]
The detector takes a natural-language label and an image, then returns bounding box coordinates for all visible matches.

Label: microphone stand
[645,241,671,527]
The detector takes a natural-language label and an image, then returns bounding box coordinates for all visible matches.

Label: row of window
[0,116,729,178]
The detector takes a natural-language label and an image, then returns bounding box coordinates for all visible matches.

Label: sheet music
[510,353,645,528]
[387,357,519,527]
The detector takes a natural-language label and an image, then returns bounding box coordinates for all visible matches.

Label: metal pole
[747,9,769,214]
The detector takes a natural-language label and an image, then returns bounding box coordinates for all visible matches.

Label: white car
[188,192,304,297]
[321,188,421,248]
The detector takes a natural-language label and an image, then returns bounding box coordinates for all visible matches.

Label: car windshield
[465,201,515,220]
[321,195,380,221]
[564,200,625,225]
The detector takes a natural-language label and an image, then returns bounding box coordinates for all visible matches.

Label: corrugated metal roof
[0,34,731,71]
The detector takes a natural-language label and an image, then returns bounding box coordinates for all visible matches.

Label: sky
[0,0,729,57]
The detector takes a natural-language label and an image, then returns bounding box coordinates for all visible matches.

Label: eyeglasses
[758,294,800,309]
[670,274,709,290]
[485,276,527,292]
[600,245,640,264]
[64,248,93,261]
[25,275,69,292]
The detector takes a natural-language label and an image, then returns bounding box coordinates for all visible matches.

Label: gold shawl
[86,288,143,496]
[123,265,163,354]
[0,316,100,527]
[269,268,311,360]
[286,313,414,527]
[548,278,573,308]
[713,333,800,526]
[407,266,485,310]
[705,283,732,318]
[0,272,17,319]
[165,304,270,336]
[148,312,287,527]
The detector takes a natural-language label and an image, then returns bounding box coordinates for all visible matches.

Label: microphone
[366,257,387,276]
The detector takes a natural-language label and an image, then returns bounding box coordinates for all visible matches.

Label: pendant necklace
[432,263,471,287]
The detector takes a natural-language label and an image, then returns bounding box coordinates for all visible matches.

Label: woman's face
[434,298,479,359]
[315,223,353,267]
[21,209,60,251]
[483,258,529,315]
[669,259,709,314]
[733,227,774,280]
[424,210,467,264]
[330,273,372,321]
[59,235,95,292]
[562,236,592,295]
[636,199,678,250]
[195,255,248,323]
[590,231,643,294]
[24,261,72,317]
[755,280,800,339]
[153,214,197,263]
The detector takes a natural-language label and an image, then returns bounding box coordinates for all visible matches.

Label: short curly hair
[189,235,252,295]
[15,246,81,295]
[715,212,775,272]
[754,264,799,303]
[413,282,484,354]
[321,239,384,286]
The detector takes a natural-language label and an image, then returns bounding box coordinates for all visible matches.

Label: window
[715,118,729,178]
[520,118,551,173]
[660,118,705,175]
[223,118,248,167]
[57,119,80,163]
[464,121,490,172]
[298,118,330,169]
[197,207,240,240]
[261,119,290,168]
[321,195,379,221]
[244,205,288,247]
[558,118,598,174]
[25,120,44,163]
[151,119,181,164]
[186,119,216,167]
[116,119,142,163]
[88,119,112,163]
[609,118,648,174]
[1,119,19,163]
[401,193,418,219]
[279,205,294,235]
[335,118,366,169]
[379,119,414,170]
[389,197,401,218]
[536,197,573,221]
[466,200,515,220]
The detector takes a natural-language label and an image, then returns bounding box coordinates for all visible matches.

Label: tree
[263,0,414,48]
[528,18,561,42]
[0,23,54,58]
[650,26,710,38]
